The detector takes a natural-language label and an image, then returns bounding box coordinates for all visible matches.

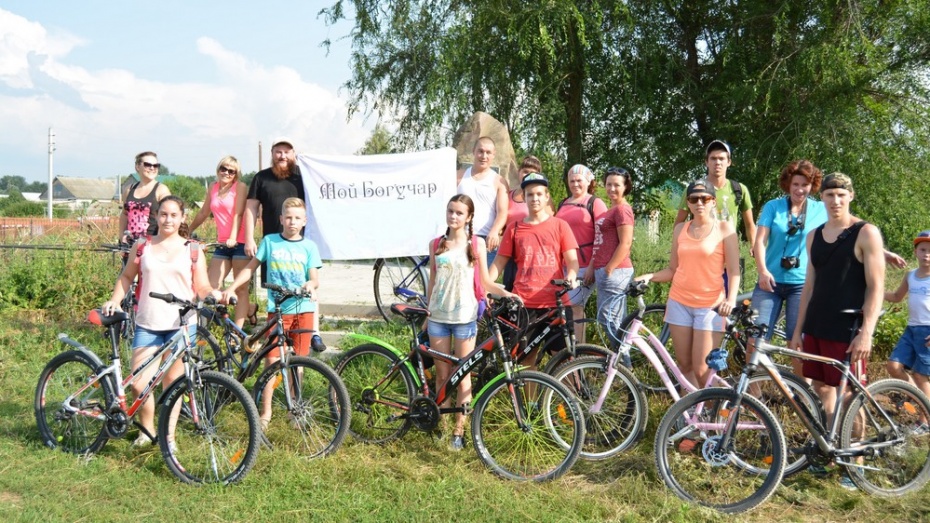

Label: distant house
[38,176,120,215]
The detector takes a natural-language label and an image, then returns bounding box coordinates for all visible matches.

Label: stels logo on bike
[449,350,486,385]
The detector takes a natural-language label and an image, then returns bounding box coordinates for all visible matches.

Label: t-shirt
[456,167,500,236]
[555,195,608,265]
[255,234,322,314]
[506,190,528,225]
[907,270,930,326]
[428,243,478,324]
[678,179,752,229]
[757,197,827,284]
[247,168,305,238]
[590,202,635,270]
[498,217,578,308]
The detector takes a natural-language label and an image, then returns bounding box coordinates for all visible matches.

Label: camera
[780,256,800,269]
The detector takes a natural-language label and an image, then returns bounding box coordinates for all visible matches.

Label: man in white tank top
[456,136,508,267]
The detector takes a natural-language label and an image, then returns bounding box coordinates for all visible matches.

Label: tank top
[135,241,195,331]
[124,181,161,238]
[209,182,246,244]
[907,270,930,326]
[428,243,478,324]
[803,221,867,341]
[456,168,500,236]
[668,221,725,308]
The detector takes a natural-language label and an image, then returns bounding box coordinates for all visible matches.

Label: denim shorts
[566,267,595,307]
[750,282,803,340]
[889,325,930,376]
[427,319,477,340]
[212,242,248,261]
[132,324,196,349]
[664,297,725,332]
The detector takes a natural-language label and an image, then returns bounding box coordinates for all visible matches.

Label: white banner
[297,148,457,260]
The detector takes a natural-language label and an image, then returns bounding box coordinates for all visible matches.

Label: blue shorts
[212,243,248,261]
[132,325,195,349]
[664,298,725,332]
[889,325,930,377]
[427,320,477,340]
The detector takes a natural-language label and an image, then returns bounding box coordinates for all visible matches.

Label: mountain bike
[335,295,586,481]
[193,283,351,458]
[34,293,261,485]
[653,310,930,514]
[372,256,429,324]
[553,279,820,465]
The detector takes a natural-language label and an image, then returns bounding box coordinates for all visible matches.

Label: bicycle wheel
[335,344,416,443]
[553,356,648,460]
[840,378,930,495]
[741,371,822,477]
[471,370,585,481]
[540,343,612,376]
[619,305,670,393]
[373,257,428,324]
[654,388,786,514]
[192,325,233,376]
[35,351,112,455]
[251,356,351,458]
[159,371,260,485]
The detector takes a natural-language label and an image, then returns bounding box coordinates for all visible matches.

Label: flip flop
[247,303,258,326]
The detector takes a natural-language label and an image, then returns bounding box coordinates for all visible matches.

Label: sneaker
[311,334,327,353]
[451,435,465,451]
[131,433,154,447]
[807,464,829,477]
[166,440,178,454]
[839,475,858,491]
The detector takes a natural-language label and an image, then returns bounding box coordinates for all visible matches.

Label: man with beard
[244,137,325,352]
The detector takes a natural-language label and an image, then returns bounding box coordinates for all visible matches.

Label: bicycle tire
[540,343,612,376]
[159,371,260,485]
[251,356,351,458]
[335,344,416,443]
[35,351,113,455]
[553,356,648,460]
[373,257,428,324]
[840,378,930,496]
[192,325,233,376]
[471,370,585,481]
[617,304,670,393]
[654,388,786,514]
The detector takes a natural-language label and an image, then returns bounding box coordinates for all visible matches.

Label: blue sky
[0,1,372,183]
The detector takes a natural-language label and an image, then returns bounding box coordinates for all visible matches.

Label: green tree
[357,124,396,155]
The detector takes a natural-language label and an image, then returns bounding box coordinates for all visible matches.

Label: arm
[884,276,909,303]
[192,246,221,301]
[229,182,248,248]
[156,183,171,200]
[741,208,757,251]
[486,180,509,251]
[849,225,886,362]
[302,267,320,294]
[243,199,260,256]
[188,188,213,235]
[790,231,817,350]
[638,222,684,283]
[425,239,437,306]
[562,248,579,285]
[884,249,907,269]
[717,221,741,316]
[117,186,130,242]
[221,257,260,302]
[476,237,519,300]
[604,224,634,275]
[753,225,775,292]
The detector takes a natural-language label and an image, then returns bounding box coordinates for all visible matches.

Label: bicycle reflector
[706,347,729,372]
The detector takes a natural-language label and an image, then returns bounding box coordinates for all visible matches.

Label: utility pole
[47,127,55,219]
[258,140,263,171]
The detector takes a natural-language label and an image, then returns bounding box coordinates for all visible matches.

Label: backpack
[431,236,487,319]
[133,237,202,307]
[557,195,597,264]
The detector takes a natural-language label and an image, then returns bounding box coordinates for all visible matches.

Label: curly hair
[779,160,822,193]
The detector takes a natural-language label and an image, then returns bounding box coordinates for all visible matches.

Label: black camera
[781,256,800,269]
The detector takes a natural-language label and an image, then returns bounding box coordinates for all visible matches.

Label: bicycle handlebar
[262,283,312,300]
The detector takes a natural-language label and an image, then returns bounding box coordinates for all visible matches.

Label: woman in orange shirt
[637,181,740,389]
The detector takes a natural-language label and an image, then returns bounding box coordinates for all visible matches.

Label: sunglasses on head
[687,195,714,204]
[606,167,628,176]
[141,161,160,169]
[218,166,237,175]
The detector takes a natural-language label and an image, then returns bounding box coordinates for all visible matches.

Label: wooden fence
[0,217,119,242]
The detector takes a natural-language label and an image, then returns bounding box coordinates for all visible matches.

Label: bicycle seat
[88,309,130,327]
[390,303,430,323]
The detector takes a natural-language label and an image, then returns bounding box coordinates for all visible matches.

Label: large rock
[452,111,520,189]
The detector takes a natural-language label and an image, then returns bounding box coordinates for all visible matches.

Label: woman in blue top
[751,160,827,349]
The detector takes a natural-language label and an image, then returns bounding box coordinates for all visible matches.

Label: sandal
[247,304,258,326]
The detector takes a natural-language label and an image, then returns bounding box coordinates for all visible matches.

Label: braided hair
[435,194,477,266]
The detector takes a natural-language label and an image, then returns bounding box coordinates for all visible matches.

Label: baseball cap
[915,230,930,246]
[271,137,295,149]
[705,139,731,157]
[686,180,716,198]
[821,172,853,192]
[520,172,549,189]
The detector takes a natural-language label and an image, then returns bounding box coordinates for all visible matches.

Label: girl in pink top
[638,181,740,389]
[102,196,220,446]
[501,156,538,291]
[190,155,252,327]
[555,164,608,342]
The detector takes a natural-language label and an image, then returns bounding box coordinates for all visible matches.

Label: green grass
[3,311,930,522]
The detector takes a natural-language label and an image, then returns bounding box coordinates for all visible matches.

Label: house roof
[40,176,118,200]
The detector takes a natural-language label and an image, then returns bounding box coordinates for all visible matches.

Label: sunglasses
[141,161,161,169]
[218,166,237,175]
[606,167,628,176]
[687,195,714,204]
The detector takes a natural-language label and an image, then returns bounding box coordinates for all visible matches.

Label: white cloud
[0,8,369,179]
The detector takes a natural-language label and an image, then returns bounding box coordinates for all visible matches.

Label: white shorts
[664,297,725,332]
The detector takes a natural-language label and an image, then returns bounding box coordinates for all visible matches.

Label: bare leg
[429,332,452,434]
[572,304,586,344]
[230,258,251,328]
[669,324,696,391]
[452,335,476,436]
[130,346,160,437]
[691,328,716,388]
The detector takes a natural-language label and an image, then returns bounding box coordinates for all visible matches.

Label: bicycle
[193,283,351,458]
[100,241,138,354]
[553,279,821,465]
[335,295,586,481]
[372,256,429,324]
[34,293,261,485]
[653,310,930,513]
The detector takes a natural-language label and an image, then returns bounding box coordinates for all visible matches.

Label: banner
[297,148,457,260]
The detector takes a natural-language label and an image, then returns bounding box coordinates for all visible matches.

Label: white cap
[271,137,295,150]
